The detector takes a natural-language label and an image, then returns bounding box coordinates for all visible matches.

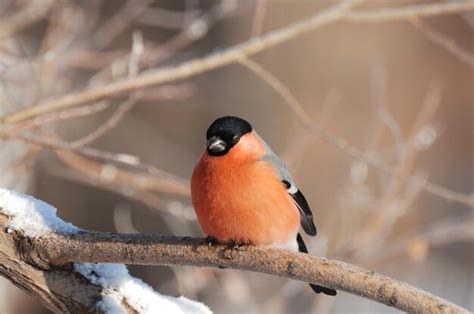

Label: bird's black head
[206,116,253,156]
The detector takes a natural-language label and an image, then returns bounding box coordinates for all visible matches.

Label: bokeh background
[0,0,473,313]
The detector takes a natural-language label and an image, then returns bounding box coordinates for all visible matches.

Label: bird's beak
[207,136,226,154]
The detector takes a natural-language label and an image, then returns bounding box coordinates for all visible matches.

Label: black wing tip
[289,188,318,237]
[309,284,337,296]
[306,224,317,236]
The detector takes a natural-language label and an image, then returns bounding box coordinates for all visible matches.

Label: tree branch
[345,1,474,22]
[10,226,468,313]
[1,188,469,313]
[2,1,472,125]
[0,0,360,125]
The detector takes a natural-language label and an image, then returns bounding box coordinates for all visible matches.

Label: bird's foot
[232,243,247,251]
[206,235,217,248]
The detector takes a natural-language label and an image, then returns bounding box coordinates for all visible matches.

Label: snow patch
[75,263,211,314]
[0,188,212,314]
[0,188,77,237]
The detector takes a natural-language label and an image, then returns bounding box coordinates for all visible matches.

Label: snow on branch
[0,189,210,314]
[0,189,469,313]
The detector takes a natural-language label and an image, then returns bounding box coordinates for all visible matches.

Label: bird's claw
[206,236,217,248]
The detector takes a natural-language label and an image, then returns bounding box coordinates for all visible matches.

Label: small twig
[0,0,55,37]
[410,17,474,68]
[45,161,190,218]
[137,6,199,29]
[91,0,153,50]
[345,1,474,22]
[0,0,362,124]
[5,132,188,190]
[1,101,110,135]
[251,0,270,37]
[371,64,404,159]
[237,56,312,127]
[4,1,471,124]
[71,94,140,148]
[235,54,473,209]
[352,82,444,254]
[55,150,189,196]
[370,214,474,266]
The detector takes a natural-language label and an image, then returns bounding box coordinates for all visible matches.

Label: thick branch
[0,213,103,313]
[18,230,468,313]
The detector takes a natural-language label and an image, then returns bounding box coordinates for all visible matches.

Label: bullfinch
[191,116,336,296]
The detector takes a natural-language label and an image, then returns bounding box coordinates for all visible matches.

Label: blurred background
[0,0,473,313]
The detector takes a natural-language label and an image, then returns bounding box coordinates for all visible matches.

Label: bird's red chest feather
[191,133,300,245]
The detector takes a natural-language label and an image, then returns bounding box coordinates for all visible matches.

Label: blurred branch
[372,214,474,266]
[1,131,190,197]
[46,159,196,221]
[0,0,362,124]
[45,160,195,220]
[352,82,444,254]
[409,17,474,68]
[236,56,474,209]
[91,1,245,85]
[345,1,474,22]
[1,101,110,135]
[9,225,468,313]
[137,6,199,29]
[251,0,270,37]
[3,0,471,125]
[91,0,153,50]
[237,56,312,127]
[71,93,140,148]
[0,0,55,37]
[55,150,190,196]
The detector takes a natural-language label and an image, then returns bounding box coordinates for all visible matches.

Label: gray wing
[257,133,317,236]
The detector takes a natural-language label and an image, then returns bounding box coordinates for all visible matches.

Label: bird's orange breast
[191,135,300,245]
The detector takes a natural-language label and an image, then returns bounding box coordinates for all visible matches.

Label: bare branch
[0,214,204,313]
[251,0,270,37]
[11,228,468,313]
[3,1,471,125]
[71,94,140,148]
[237,56,312,127]
[410,17,474,68]
[91,0,153,50]
[235,56,474,209]
[0,0,55,37]
[0,0,362,124]
[55,150,190,196]
[345,1,474,22]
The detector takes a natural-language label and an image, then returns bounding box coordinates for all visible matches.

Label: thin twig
[410,17,474,68]
[345,1,474,22]
[0,0,55,37]
[3,1,472,124]
[236,55,474,209]
[5,132,188,191]
[251,0,270,37]
[0,0,363,124]
[91,0,153,50]
[71,94,140,148]
[1,101,110,135]
[237,56,312,127]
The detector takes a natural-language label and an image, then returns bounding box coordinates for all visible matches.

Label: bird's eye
[231,135,239,143]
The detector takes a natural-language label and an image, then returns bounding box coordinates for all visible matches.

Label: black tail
[297,234,337,296]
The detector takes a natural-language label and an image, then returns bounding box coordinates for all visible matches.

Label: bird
[191,116,336,296]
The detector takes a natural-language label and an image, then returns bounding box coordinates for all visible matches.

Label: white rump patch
[269,237,299,252]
